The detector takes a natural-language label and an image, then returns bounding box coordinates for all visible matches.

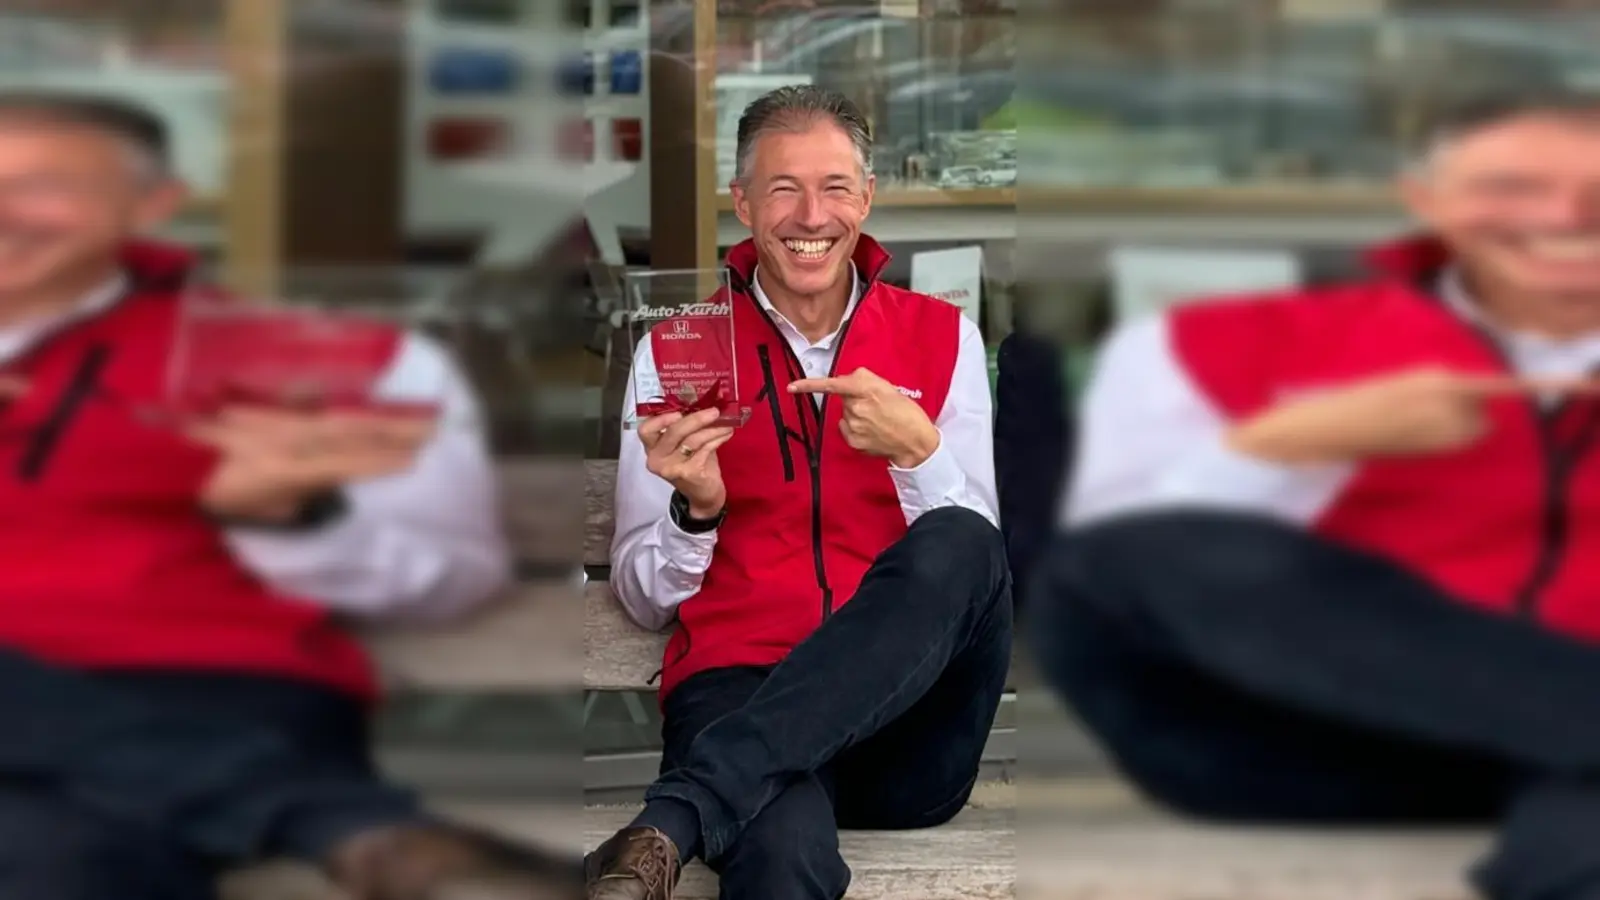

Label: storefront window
[715,1,1017,197]
[0,1,228,247]
[1021,0,1600,191]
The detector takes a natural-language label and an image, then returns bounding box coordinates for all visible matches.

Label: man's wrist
[890,425,942,470]
[687,500,724,519]
[671,490,725,534]
[209,490,350,531]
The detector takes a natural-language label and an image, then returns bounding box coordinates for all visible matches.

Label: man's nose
[795,191,829,229]
[1544,186,1600,227]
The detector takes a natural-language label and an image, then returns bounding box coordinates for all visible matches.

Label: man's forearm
[609,516,715,632]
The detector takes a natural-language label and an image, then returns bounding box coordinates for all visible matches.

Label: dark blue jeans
[0,655,423,900]
[651,506,1013,900]
[994,329,1071,601]
[1029,510,1600,900]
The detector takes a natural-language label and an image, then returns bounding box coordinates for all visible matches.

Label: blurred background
[7,0,1599,863]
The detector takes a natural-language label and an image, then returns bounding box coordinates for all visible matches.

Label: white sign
[1109,247,1302,323]
[912,246,985,328]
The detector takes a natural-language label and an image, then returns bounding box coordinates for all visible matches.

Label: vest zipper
[17,344,113,482]
[735,274,861,623]
[1460,323,1600,615]
[756,345,796,482]
[1518,419,1569,614]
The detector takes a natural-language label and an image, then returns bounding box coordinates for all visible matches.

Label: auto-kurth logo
[631,302,731,322]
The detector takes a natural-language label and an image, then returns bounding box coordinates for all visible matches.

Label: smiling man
[1032,89,1600,900]
[585,86,1009,900]
[0,91,579,900]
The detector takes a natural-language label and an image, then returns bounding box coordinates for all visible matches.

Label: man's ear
[1396,171,1435,227]
[132,179,189,233]
[731,181,753,228]
[861,173,875,220]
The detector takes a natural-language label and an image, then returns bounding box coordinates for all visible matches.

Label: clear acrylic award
[623,269,748,429]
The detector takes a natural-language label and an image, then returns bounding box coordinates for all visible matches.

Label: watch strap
[670,490,724,534]
[212,489,351,533]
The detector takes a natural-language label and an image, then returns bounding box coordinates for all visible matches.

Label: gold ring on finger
[680,444,694,457]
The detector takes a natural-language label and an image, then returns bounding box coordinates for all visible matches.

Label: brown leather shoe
[582,827,680,900]
[327,822,583,900]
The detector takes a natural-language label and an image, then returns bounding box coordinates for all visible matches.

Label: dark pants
[650,506,1013,900]
[1029,510,1600,900]
[0,652,424,900]
[994,330,1071,601]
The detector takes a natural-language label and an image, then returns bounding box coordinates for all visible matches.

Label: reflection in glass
[715,7,1017,195]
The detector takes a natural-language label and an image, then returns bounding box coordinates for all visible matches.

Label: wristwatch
[214,489,350,532]
[669,490,725,534]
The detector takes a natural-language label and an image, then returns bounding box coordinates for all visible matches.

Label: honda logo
[673,319,691,334]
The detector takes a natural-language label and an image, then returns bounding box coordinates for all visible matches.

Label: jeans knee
[716,811,849,900]
[903,507,1007,594]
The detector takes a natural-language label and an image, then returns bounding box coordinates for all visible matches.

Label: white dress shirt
[1066,269,1600,528]
[610,264,998,631]
[1,280,511,622]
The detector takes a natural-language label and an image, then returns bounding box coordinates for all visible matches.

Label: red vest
[1170,234,1600,643]
[656,236,963,700]
[0,242,380,697]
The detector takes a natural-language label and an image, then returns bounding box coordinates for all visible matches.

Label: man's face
[1402,112,1600,301]
[0,118,182,298]
[730,119,874,300]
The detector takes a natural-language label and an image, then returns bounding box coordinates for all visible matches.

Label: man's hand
[639,408,733,517]
[189,406,436,523]
[789,367,940,469]
[1229,366,1600,464]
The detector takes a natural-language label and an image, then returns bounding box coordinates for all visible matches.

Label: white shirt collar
[1437,267,1495,330]
[1435,265,1600,390]
[0,275,129,365]
[750,263,863,350]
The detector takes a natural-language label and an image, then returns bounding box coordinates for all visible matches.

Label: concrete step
[1020,779,1487,900]
[582,783,1015,900]
[222,778,1494,900]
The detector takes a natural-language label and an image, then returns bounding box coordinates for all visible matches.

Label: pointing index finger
[789,376,862,397]
[1458,374,1600,396]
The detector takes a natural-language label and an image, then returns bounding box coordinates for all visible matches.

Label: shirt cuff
[659,514,718,572]
[1153,438,1352,521]
[888,434,963,522]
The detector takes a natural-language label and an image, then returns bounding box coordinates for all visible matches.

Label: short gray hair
[0,89,171,182]
[732,85,873,185]
[1409,85,1600,172]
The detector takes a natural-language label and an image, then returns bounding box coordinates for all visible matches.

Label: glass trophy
[623,268,748,429]
[165,292,437,419]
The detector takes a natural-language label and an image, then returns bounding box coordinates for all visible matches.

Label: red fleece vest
[656,236,963,700]
[1169,234,1600,643]
[0,242,381,697]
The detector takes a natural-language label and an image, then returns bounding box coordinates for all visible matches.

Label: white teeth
[1526,236,1600,261]
[782,238,834,260]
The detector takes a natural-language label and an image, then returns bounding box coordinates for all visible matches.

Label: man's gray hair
[732,85,873,185]
[0,89,171,181]
[1408,85,1600,172]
